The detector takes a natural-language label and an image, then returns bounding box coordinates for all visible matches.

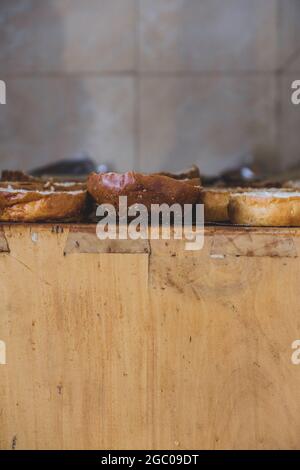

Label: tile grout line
[0,70,283,80]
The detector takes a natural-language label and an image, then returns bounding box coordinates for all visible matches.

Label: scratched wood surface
[0,224,300,450]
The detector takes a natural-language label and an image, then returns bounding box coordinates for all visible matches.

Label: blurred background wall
[0,0,300,176]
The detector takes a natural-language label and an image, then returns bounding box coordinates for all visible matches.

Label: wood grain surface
[0,224,300,449]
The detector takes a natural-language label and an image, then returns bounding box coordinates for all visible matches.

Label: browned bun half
[182,177,201,187]
[228,190,300,226]
[1,170,87,185]
[1,170,37,182]
[44,181,86,191]
[157,165,201,182]
[0,182,87,222]
[87,172,201,210]
[200,187,250,222]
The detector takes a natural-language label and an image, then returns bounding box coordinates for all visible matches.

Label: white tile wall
[278,74,300,169]
[0,0,299,174]
[139,0,278,72]
[0,77,136,171]
[139,76,277,175]
[277,0,300,70]
[0,0,136,73]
